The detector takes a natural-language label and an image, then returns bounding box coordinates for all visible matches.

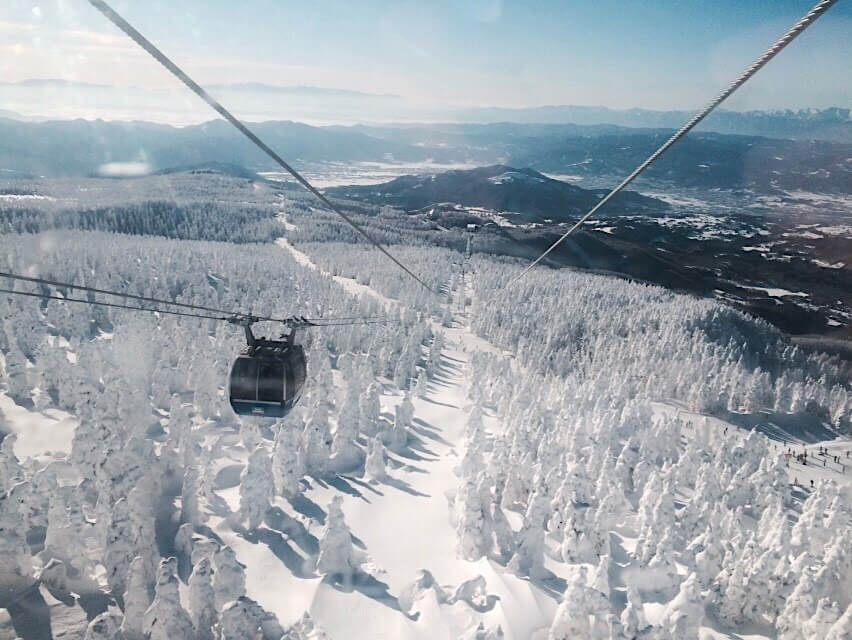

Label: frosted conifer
[84,611,123,640]
[549,568,590,640]
[142,557,195,640]
[121,555,152,639]
[189,556,217,640]
[213,546,246,611]
[239,445,273,530]
[316,495,359,578]
[364,435,387,481]
[272,420,305,497]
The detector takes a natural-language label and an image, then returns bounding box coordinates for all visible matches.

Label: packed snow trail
[275,237,395,311]
[210,240,561,638]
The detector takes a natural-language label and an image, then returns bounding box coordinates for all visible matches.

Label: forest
[0,173,850,639]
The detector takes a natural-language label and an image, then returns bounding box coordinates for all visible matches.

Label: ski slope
[0,234,849,639]
[215,240,559,638]
[237,240,851,639]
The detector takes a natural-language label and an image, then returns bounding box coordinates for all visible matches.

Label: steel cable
[0,271,390,325]
[506,0,839,289]
[88,0,435,295]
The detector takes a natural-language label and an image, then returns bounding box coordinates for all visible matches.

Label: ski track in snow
[216,238,561,638]
[219,239,852,639]
[276,237,395,311]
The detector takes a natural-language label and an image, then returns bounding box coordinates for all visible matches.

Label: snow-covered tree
[239,419,263,453]
[508,489,548,579]
[454,475,491,561]
[84,611,124,640]
[102,496,136,595]
[3,345,31,404]
[414,369,429,398]
[213,546,246,611]
[802,598,841,640]
[385,402,409,453]
[303,400,333,476]
[316,495,359,578]
[189,556,217,640]
[218,596,281,640]
[239,445,273,530]
[549,568,590,639]
[776,570,817,639]
[621,582,649,638]
[127,481,160,587]
[143,557,195,640]
[826,602,852,640]
[0,486,33,581]
[326,393,360,474]
[359,383,381,437]
[181,462,205,526]
[121,555,152,639]
[658,572,704,639]
[43,484,94,573]
[272,421,305,498]
[0,432,23,490]
[364,435,387,481]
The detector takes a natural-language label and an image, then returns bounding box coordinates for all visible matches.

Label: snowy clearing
[0,393,76,459]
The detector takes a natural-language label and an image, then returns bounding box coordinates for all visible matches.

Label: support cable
[88,0,435,295]
[506,0,839,289]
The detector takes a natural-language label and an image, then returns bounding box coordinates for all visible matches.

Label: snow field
[0,223,850,639]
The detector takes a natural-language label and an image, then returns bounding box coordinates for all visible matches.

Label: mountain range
[4,79,850,140]
[450,105,852,142]
[1,116,850,194]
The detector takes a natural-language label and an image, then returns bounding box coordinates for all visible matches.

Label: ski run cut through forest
[0,173,850,640]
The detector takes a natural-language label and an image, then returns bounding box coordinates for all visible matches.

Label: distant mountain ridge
[452,105,852,142]
[3,79,849,141]
[0,78,110,89]
[207,83,401,99]
[1,117,850,194]
[0,118,430,177]
[327,165,666,221]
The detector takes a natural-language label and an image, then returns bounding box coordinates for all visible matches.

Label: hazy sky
[1,0,851,113]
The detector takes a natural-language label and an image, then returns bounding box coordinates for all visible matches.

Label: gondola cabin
[228,324,307,418]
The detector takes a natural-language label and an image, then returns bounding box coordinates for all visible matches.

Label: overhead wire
[0,287,232,322]
[87,0,435,296]
[0,270,277,322]
[505,0,839,289]
[0,271,391,325]
[80,0,839,313]
[0,286,396,328]
[309,318,397,327]
[0,280,397,330]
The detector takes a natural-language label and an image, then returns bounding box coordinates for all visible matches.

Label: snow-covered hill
[325,164,665,223]
[0,203,850,639]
